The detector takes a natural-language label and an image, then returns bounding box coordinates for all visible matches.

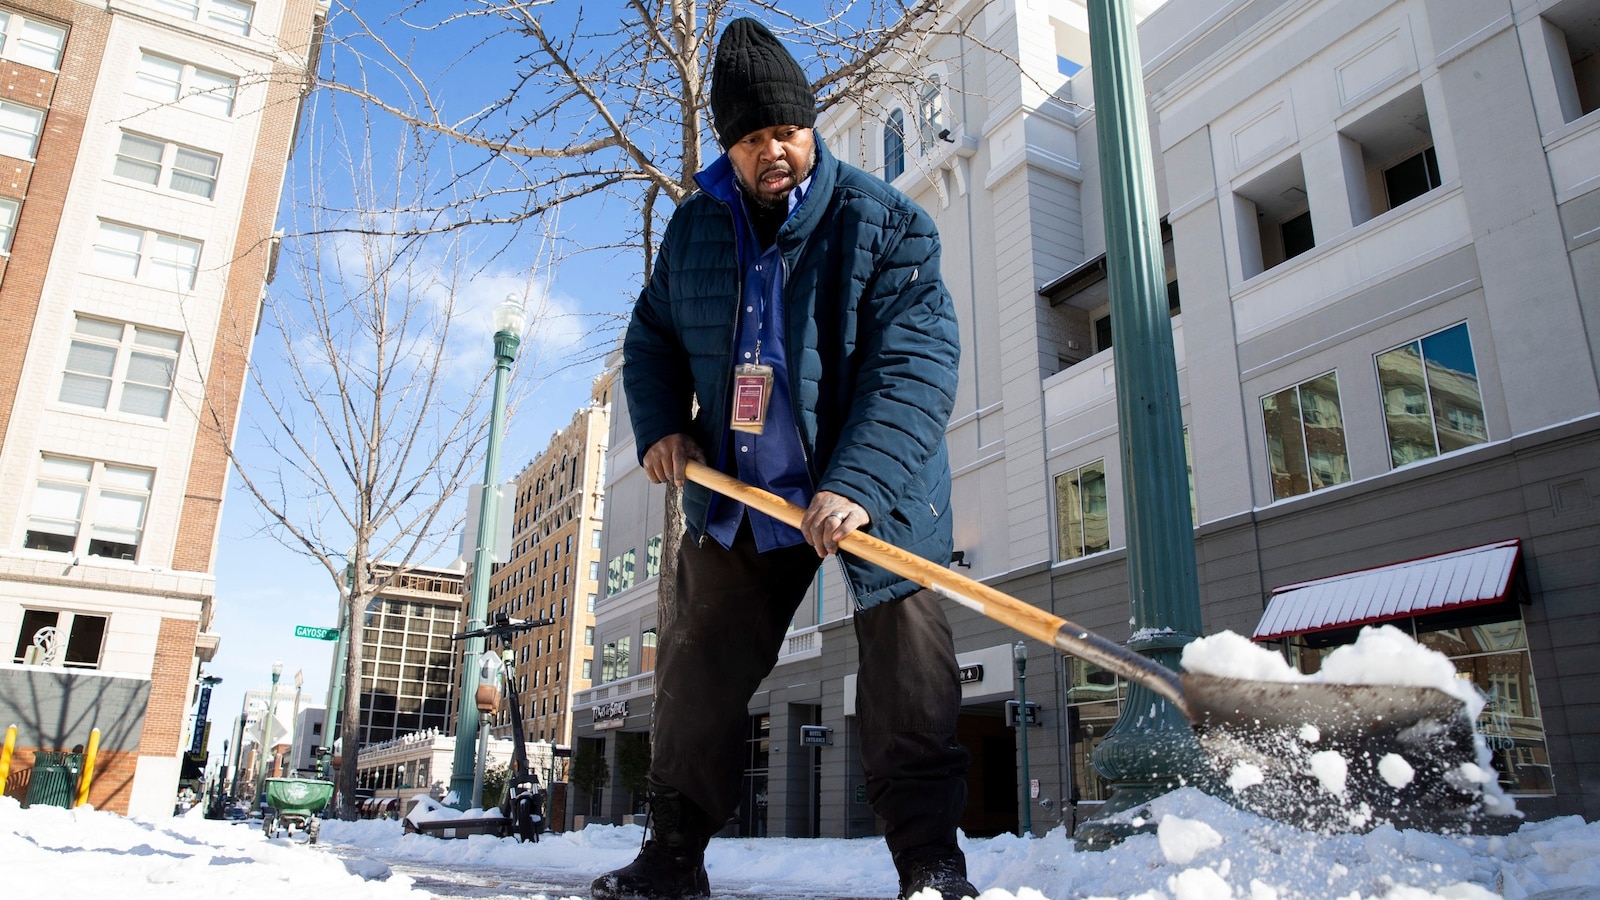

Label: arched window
[884,109,905,182]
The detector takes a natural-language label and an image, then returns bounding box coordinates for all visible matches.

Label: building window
[93,221,202,289]
[587,592,596,612]
[582,658,592,680]
[114,132,221,199]
[151,0,256,35]
[584,625,593,646]
[0,195,17,253]
[0,11,66,70]
[59,315,181,418]
[645,533,662,580]
[640,627,658,674]
[591,529,601,548]
[589,560,600,581]
[1541,3,1600,123]
[1233,155,1312,277]
[11,609,108,668]
[601,636,630,683]
[883,109,905,182]
[1383,146,1441,209]
[916,75,944,149]
[1054,459,1109,561]
[1376,323,1486,469]
[24,455,154,562]
[132,53,237,116]
[0,99,45,159]
[1261,372,1351,501]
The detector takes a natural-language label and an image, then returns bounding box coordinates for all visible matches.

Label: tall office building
[483,371,610,752]
[0,0,324,816]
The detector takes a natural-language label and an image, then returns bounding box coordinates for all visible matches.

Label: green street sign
[294,625,339,641]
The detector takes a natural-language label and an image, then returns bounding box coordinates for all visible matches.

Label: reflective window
[1054,459,1109,561]
[1262,371,1350,501]
[1377,323,1486,468]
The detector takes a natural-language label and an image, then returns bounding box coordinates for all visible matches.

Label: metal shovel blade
[1181,673,1491,832]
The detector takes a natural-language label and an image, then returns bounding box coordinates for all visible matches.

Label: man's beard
[736,146,817,210]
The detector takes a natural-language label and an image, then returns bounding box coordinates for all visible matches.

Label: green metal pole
[1014,642,1032,836]
[1074,0,1209,849]
[322,597,347,781]
[447,310,522,807]
[254,663,282,807]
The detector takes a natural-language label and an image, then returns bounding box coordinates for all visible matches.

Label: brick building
[482,371,610,765]
[0,0,323,816]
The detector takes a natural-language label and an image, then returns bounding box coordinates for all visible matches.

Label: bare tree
[208,93,557,819]
[309,0,1010,642]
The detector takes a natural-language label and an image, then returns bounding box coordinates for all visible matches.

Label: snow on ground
[7,791,1599,900]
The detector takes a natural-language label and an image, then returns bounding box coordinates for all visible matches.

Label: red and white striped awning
[1253,538,1523,641]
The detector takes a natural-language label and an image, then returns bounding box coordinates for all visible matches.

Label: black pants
[649,522,970,857]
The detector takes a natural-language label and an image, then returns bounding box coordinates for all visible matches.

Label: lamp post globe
[448,293,525,806]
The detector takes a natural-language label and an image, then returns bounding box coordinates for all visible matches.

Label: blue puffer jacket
[623,138,959,609]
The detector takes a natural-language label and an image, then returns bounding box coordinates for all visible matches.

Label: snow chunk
[1166,865,1234,900]
[1226,763,1265,793]
[1308,750,1347,797]
[1158,815,1224,866]
[1378,753,1415,789]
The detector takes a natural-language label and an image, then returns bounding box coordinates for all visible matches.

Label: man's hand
[802,491,870,558]
[641,434,706,486]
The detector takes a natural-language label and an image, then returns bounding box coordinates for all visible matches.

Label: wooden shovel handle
[683,461,1189,717]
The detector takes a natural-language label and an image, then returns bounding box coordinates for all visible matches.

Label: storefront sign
[592,700,629,730]
[958,664,984,684]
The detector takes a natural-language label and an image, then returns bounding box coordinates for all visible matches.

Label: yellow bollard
[0,724,15,788]
[73,728,100,809]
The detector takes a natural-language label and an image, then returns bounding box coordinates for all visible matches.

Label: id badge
[731,364,774,434]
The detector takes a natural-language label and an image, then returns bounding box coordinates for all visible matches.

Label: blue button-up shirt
[704,175,814,551]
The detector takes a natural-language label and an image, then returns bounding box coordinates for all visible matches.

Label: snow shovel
[684,461,1494,832]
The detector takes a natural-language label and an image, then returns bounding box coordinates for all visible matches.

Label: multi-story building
[0,0,324,816]
[330,562,465,750]
[578,0,1600,838]
[483,372,610,762]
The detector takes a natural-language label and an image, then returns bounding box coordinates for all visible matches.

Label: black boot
[590,789,712,900]
[894,844,978,900]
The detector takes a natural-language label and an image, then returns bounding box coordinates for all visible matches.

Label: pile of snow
[1181,625,1484,715]
[5,791,1600,899]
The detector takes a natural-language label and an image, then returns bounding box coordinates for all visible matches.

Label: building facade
[482,373,610,768]
[329,562,466,751]
[576,0,1600,840]
[0,0,324,816]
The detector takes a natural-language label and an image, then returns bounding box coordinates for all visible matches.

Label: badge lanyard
[731,271,774,435]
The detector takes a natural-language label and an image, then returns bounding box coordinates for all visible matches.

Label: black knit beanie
[710,18,816,149]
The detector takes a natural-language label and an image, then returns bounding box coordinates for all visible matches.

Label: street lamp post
[448,294,525,807]
[1074,0,1209,848]
[290,669,304,775]
[255,661,283,807]
[1014,641,1032,837]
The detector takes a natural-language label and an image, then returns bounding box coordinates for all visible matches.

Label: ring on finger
[828,511,847,521]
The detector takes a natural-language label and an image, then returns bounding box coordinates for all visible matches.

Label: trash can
[24,751,84,809]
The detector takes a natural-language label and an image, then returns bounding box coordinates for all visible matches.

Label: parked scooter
[453,611,554,843]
